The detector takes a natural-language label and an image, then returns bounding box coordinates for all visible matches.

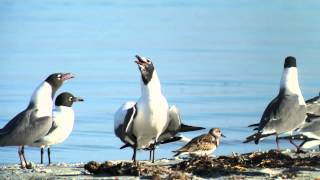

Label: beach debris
[172,150,320,177]
[84,150,320,178]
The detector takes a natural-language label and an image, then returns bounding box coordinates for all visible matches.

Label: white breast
[40,106,75,146]
[280,68,305,105]
[31,82,53,117]
[133,95,169,149]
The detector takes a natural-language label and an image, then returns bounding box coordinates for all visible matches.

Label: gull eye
[56,74,62,80]
[68,97,73,101]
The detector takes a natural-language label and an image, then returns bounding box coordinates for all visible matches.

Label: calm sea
[0,0,320,164]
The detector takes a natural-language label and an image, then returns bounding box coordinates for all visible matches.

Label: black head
[135,55,155,85]
[45,73,74,98]
[284,56,297,68]
[55,92,84,107]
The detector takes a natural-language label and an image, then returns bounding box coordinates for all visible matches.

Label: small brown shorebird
[173,128,225,157]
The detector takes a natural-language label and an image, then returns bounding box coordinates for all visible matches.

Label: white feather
[133,70,170,149]
[31,82,53,117]
[280,67,305,105]
[31,106,75,147]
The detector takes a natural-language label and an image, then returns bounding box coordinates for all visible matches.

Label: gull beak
[74,97,84,102]
[62,73,74,81]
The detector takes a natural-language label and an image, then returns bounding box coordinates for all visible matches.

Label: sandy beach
[1,150,319,179]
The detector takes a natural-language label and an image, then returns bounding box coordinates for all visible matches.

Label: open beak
[221,134,226,138]
[62,73,74,81]
[74,97,84,102]
[135,55,148,65]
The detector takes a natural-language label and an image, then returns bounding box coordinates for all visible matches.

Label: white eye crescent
[69,97,73,101]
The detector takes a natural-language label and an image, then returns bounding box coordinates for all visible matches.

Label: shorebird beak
[221,134,226,138]
[62,73,74,81]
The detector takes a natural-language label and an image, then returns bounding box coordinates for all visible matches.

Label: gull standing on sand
[31,92,83,164]
[114,55,204,163]
[244,57,307,149]
[0,73,74,168]
[173,128,225,157]
[119,105,205,161]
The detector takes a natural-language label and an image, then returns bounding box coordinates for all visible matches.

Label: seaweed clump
[172,150,320,177]
[84,150,320,178]
[84,160,179,178]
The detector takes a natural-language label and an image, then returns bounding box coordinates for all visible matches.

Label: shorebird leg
[41,147,44,164]
[18,146,26,168]
[48,147,51,165]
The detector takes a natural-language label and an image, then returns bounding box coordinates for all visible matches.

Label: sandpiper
[173,128,225,157]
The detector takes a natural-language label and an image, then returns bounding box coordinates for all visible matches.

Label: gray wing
[300,117,320,137]
[0,108,52,146]
[114,103,137,146]
[262,93,306,134]
[157,106,181,143]
[45,121,58,136]
[33,121,58,144]
[306,103,320,116]
[305,93,320,115]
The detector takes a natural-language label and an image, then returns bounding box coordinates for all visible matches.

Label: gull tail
[179,123,205,132]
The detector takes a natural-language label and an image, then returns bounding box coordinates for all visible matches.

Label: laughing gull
[244,57,307,149]
[173,128,225,157]
[119,105,204,161]
[114,55,204,163]
[31,92,83,165]
[0,73,73,168]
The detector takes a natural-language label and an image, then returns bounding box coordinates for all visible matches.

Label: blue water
[1,0,320,164]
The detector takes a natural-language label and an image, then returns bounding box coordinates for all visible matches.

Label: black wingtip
[179,123,205,132]
[243,133,261,144]
[248,123,259,127]
[160,136,182,145]
[172,151,180,157]
[120,144,131,149]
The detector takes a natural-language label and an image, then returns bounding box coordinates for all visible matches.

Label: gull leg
[48,147,51,165]
[149,150,152,161]
[18,146,26,168]
[41,147,44,164]
[276,136,280,150]
[152,146,155,163]
[21,146,29,167]
[288,139,305,153]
